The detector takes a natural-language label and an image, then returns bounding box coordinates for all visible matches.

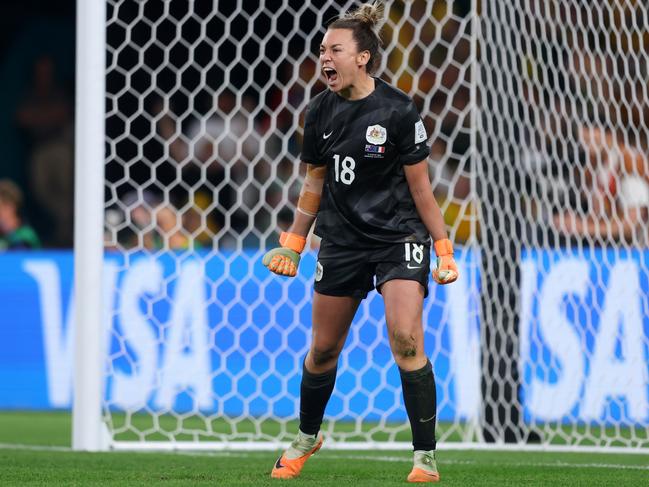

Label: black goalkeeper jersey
[300,78,431,247]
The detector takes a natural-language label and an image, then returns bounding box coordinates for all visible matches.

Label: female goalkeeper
[262,1,458,482]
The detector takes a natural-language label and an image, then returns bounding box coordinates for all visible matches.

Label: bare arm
[288,210,316,238]
[287,162,326,237]
[263,162,326,277]
[555,207,647,241]
[404,160,448,242]
[404,160,458,284]
[588,212,642,240]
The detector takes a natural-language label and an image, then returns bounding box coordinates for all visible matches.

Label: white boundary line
[4,441,649,456]
[0,443,72,452]
[327,454,649,471]
[2,442,648,471]
[105,441,649,456]
[175,452,649,471]
[317,454,649,471]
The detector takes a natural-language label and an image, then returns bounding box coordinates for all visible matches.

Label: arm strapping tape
[297,165,326,217]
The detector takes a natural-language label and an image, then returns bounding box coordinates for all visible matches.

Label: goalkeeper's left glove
[262,232,306,277]
[432,238,459,285]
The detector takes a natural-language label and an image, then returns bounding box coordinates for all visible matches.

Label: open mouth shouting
[323,67,339,87]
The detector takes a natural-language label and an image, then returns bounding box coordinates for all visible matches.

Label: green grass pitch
[1,411,648,486]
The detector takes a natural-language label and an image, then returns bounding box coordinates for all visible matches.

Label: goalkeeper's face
[319,28,369,92]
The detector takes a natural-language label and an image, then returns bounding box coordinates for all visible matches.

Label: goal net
[477,1,649,450]
[84,0,649,451]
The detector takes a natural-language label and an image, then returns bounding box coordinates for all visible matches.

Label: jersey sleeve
[396,101,430,165]
[299,103,325,165]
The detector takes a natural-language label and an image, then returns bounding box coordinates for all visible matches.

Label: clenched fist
[262,232,307,277]
[432,238,458,285]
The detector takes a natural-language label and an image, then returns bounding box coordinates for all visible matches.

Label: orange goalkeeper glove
[262,232,306,277]
[432,238,459,285]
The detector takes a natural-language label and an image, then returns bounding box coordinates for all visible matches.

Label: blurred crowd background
[0,0,74,249]
[101,0,473,251]
[0,0,472,252]
[1,0,648,252]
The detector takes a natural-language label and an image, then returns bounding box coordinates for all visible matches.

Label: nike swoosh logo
[422,471,440,478]
[274,457,285,469]
[407,264,422,269]
[419,415,436,423]
[323,131,333,139]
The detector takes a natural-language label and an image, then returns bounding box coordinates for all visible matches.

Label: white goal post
[73,0,649,452]
[73,0,108,452]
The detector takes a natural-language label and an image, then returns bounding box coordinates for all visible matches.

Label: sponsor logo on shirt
[366,124,387,145]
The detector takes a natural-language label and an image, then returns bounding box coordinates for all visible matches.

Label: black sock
[399,359,437,451]
[299,361,337,435]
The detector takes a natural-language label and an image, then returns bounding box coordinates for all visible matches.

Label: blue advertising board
[0,248,647,425]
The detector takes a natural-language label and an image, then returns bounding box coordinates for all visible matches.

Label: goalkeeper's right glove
[262,232,306,277]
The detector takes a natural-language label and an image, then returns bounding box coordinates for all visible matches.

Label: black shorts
[313,240,431,299]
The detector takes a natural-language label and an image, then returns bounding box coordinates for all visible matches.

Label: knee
[390,329,420,361]
[308,344,339,369]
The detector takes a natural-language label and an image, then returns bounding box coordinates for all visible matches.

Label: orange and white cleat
[271,431,324,479]
[407,450,440,483]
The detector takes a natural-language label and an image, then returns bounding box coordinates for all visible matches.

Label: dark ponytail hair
[329,1,384,74]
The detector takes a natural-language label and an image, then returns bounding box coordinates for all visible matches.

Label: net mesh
[99,0,648,449]
[478,0,649,448]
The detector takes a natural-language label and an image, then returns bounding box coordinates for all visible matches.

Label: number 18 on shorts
[313,241,431,299]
